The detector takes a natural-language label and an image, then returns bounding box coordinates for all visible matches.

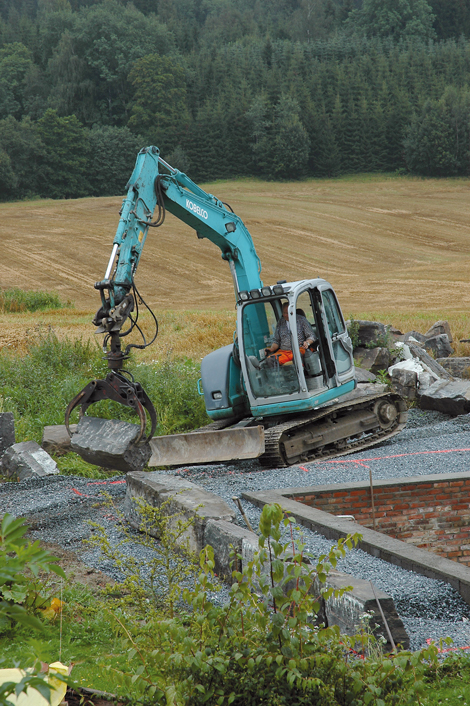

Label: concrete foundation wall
[290,473,470,565]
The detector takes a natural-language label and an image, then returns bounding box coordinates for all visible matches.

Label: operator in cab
[264,302,317,367]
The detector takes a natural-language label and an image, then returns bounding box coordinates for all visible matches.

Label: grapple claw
[65,371,157,444]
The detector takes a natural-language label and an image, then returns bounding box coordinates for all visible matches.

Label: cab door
[320,287,354,381]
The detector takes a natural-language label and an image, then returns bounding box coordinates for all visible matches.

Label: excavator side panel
[201,344,247,421]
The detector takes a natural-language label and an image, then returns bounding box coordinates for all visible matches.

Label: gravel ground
[3,408,470,652]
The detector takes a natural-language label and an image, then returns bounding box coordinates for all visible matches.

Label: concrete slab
[124,471,236,552]
[318,571,409,651]
[204,519,258,579]
[71,417,151,473]
[2,441,58,480]
[149,426,265,466]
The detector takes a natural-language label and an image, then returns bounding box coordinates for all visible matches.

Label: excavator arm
[66,146,263,444]
[94,146,262,328]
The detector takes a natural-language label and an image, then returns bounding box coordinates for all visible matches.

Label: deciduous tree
[36,108,89,197]
[348,0,436,41]
[128,54,190,153]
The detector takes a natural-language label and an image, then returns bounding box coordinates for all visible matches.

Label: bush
[133,356,209,435]
[97,503,438,705]
[0,513,64,632]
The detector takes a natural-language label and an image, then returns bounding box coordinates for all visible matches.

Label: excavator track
[259,392,407,468]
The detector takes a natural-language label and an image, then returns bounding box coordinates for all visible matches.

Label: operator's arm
[266,323,282,354]
[299,317,316,349]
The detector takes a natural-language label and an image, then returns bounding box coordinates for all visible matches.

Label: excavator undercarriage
[147,391,407,468]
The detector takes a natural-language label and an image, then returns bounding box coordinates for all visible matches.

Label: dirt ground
[2,174,470,356]
[39,541,115,591]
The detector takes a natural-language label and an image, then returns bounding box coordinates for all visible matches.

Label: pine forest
[1,0,470,200]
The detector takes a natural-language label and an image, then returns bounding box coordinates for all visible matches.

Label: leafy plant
[347,316,360,350]
[0,514,65,633]
[0,514,67,706]
[91,501,440,705]
[87,495,199,618]
[375,369,392,386]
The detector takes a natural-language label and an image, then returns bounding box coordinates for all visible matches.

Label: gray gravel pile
[2,409,470,652]
[0,475,127,550]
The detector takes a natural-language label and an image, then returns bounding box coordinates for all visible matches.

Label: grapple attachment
[65,370,157,444]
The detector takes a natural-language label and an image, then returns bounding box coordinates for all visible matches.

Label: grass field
[2,173,470,358]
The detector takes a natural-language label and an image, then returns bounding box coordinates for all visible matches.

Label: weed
[347,316,360,349]
[87,495,199,618]
[375,369,392,386]
[0,288,72,313]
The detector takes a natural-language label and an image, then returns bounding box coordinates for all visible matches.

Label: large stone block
[404,330,427,344]
[2,441,58,481]
[418,379,470,416]
[407,342,453,381]
[353,321,389,348]
[391,367,418,400]
[0,413,15,466]
[436,357,470,379]
[353,347,390,374]
[318,571,409,651]
[425,320,453,343]
[124,471,235,553]
[204,519,258,579]
[354,367,377,383]
[71,417,151,473]
[42,424,77,455]
[424,334,453,358]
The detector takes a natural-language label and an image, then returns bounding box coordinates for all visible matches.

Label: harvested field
[2,174,470,358]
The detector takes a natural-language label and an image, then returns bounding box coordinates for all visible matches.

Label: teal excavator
[66,146,407,469]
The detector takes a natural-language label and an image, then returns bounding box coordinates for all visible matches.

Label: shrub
[0,513,65,631]
[0,514,66,706]
[96,502,438,705]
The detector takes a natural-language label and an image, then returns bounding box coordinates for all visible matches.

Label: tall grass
[0,328,209,446]
[0,288,72,313]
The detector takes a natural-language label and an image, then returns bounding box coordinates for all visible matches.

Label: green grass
[54,452,122,479]
[0,583,137,698]
[0,328,209,475]
[422,652,470,704]
[0,288,72,313]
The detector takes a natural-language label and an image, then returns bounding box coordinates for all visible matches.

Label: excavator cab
[237,279,356,417]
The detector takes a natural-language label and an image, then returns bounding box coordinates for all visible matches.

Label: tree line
[1,0,470,200]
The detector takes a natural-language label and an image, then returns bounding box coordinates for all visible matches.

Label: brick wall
[292,478,470,565]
